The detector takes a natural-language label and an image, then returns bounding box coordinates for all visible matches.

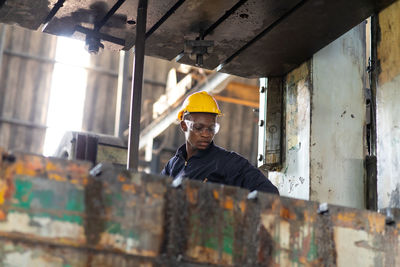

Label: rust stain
[367,213,385,234]
[186,245,232,266]
[287,61,311,85]
[270,198,281,211]
[118,175,127,182]
[15,160,37,177]
[239,201,246,214]
[213,189,219,200]
[0,180,8,205]
[186,187,197,204]
[377,0,400,85]
[223,196,233,210]
[48,173,67,182]
[304,210,315,223]
[336,212,356,223]
[0,209,6,220]
[122,183,136,193]
[280,207,296,220]
[70,177,88,186]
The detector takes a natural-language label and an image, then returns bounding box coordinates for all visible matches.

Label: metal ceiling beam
[217,0,309,71]
[176,0,248,61]
[44,0,66,25]
[138,72,233,150]
[145,0,186,39]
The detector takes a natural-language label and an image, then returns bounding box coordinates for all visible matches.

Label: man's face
[181,113,218,151]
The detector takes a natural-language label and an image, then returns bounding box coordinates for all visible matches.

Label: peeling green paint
[14,179,33,209]
[11,178,84,224]
[189,211,234,255]
[307,231,318,261]
[222,211,233,255]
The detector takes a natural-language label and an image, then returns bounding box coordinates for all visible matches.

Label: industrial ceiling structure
[0,0,397,170]
[0,0,396,78]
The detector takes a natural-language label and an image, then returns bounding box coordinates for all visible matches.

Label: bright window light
[43,37,90,156]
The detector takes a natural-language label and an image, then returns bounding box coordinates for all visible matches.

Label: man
[161,91,279,194]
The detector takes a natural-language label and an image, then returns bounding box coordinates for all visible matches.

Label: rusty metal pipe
[127,0,148,170]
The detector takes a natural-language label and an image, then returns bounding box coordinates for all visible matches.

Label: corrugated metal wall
[82,52,177,136]
[0,24,56,154]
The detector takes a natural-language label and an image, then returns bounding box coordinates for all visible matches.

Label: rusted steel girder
[0,147,399,266]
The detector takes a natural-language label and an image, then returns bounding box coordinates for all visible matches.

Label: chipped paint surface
[0,149,399,266]
[311,23,366,208]
[376,1,400,210]
[334,227,383,267]
[269,62,311,200]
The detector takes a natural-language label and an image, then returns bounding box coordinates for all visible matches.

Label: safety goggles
[184,120,220,135]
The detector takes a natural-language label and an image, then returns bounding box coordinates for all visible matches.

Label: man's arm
[160,160,170,176]
[225,152,279,195]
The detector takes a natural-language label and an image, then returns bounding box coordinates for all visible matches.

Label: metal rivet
[260,86,266,93]
[258,154,263,162]
[259,120,264,127]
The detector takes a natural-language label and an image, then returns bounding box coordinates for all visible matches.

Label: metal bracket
[184,39,214,67]
[74,0,127,54]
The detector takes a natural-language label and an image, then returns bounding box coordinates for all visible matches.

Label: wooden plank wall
[0,24,56,154]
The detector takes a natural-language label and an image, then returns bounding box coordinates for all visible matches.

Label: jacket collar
[176,141,216,160]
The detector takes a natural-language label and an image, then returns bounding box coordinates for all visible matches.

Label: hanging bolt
[260,86,266,93]
[259,120,264,127]
[258,154,263,162]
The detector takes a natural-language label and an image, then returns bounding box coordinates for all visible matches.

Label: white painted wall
[376,75,400,209]
[310,24,366,208]
[268,63,311,200]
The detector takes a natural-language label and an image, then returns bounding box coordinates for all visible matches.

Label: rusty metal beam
[0,152,399,266]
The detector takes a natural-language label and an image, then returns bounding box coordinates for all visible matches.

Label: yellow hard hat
[177,91,222,121]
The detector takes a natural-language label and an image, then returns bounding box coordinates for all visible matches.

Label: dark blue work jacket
[161,142,279,194]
